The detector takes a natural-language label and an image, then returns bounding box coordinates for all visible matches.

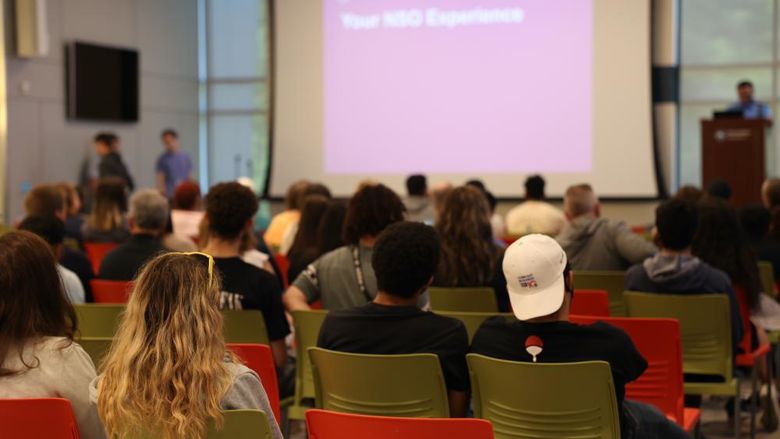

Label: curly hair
[692,199,762,308]
[97,253,234,439]
[373,222,440,298]
[205,182,259,240]
[435,186,498,287]
[342,184,406,244]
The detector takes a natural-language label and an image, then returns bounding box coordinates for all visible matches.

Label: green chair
[206,410,274,439]
[74,304,125,338]
[623,292,741,434]
[467,354,620,439]
[78,337,114,370]
[135,410,274,439]
[428,287,498,312]
[222,310,269,344]
[436,311,512,342]
[309,347,449,418]
[573,271,627,316]
[286,310,329,422]
[759,261,776,297]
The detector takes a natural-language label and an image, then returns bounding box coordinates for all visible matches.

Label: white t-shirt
[505,200,567,237]
[0,337,105,439]
[58,264,85,304]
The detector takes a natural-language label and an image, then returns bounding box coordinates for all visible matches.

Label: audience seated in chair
[624,199,743,354]
[284,183,407,311]
[24,183,93,300]
[201,182,290,368]
[317,222,470,417]
[98,189,168,281]
[741,204,780,283]
[470,234,688,439]
[56,181,86,245]
[433,186,509,312]
[0,231,104,439]
[279,183,332,256]
[92,252,282,439]
[403,174,436,224]
[556,183,656,270]
[505,175,566,237]
[286,195,330,282]
[81,178,130,244]
[264,180,309,250]
[18,215,85,304]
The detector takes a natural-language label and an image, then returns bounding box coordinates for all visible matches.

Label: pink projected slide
[324,0,593,174]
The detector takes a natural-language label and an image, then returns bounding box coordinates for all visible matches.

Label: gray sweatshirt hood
[642,253,702,283]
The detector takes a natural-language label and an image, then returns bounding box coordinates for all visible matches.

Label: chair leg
[736,378,742,439]
[751,365,758,439]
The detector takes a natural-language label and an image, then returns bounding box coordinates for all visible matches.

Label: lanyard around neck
[351,245,372,302]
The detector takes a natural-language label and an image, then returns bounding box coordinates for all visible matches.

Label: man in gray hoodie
[624,198,743,353]
[556,184,656,270]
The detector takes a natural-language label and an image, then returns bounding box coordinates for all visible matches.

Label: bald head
[563,184,599,219]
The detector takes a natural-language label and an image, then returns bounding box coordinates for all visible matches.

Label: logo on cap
[525,336,544,362]
[518,274,538,288]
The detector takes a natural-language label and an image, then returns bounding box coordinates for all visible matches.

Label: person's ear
[593,202,601,218]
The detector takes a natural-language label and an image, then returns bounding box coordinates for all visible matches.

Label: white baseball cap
[504,234,568,320]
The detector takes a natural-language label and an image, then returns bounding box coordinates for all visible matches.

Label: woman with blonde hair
[93,252,282,439]
[82,177,130,243]
[434,185,509,311]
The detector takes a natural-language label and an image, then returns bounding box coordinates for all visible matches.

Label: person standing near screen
[156,128,193,199]
[728,80,773,120]
[95,132,134,191]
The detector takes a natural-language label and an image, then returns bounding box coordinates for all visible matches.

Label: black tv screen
[66,42,139,122]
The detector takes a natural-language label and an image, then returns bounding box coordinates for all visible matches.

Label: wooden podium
[701,118,768,207]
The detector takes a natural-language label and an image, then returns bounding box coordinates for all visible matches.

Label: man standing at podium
[728,80,773,120]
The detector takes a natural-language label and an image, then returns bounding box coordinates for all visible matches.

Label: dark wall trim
[263,0,277,199]
[652,66,679,103]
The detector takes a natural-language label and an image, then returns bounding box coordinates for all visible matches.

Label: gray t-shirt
[292,244,429,310]
[293,245,378,310]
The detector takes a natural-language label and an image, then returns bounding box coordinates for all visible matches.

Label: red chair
[570,289,610,317]
[0,398,80,438]
[305,409,494,439]
[90,279,133,304]
[227,343,281,423]
[569,315,700,432]
[274,254,290,288]
[83,242,119,275]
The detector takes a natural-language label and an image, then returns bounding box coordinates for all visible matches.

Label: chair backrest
[435,311,512,342]
[306,409,494,439]
[134,409,274,439]
[309,347,450,418]
[83,242,119,274]
[623,292,733,379]
[467,354,620,439]
[78,337,114,370]
[222,310,269,344]
[74,304,125,338]
[428,287,498,312]
[569,316,685,424]
[292,310,329,403]
[758,260,776,296]
[90,279,133,304]
[570,289,610,317]
[573,271,627,316]
[274,254,290,288]
[206,410,273,439]
[226,343,281,423]
[0,398,80,439]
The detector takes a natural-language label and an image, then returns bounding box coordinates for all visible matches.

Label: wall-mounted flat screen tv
[66,42,139,122]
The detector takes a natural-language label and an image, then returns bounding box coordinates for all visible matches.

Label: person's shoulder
[316,246,352,266]
[624,262,648,280]
[583,321,636,346]
[696,261,733,286]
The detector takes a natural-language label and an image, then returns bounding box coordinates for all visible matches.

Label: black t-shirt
[214,257,290,342]
[61,247,94,302]
[317,302,470,392]
[470,318,647,429]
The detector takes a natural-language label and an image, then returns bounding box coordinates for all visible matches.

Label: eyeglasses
[175,251,215,285]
